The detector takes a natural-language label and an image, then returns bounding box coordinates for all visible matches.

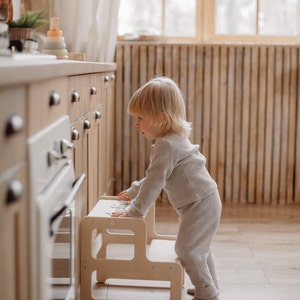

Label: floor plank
[91,202,300,300]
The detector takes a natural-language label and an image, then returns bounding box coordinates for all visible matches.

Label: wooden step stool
[80,197,184,300]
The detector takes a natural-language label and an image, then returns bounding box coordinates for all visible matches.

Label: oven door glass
[37,162,85,300]
[51,204,74,300]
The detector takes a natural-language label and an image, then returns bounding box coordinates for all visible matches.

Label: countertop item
[42,17,68,59]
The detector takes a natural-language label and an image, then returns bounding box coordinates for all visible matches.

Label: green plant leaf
[9,9,49,29]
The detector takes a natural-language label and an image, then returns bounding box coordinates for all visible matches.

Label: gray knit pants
[175,190,222,299]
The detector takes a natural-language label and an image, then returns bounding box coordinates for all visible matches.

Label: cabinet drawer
[0,163,28,300]
[0,86,26,174]
[68,75,88,123]
[68,74,102,122]
[87,73,102,112]
[27,77,68,136]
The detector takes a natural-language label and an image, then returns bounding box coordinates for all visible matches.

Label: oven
[28,115,85,300]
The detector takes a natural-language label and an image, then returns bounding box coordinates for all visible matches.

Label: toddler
[112,76,222,300]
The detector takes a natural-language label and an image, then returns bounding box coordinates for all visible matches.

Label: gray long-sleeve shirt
[125,133,218,217]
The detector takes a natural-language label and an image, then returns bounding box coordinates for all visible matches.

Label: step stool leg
[169,265,183,300]
[81,265,93,300]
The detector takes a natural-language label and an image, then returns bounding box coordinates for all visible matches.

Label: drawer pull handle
[60,138,73,154]
[47,149,62,167]
[50,173,86,236]
[5,114,24,136]
[71,90,80,102]
[84,119,91,130]
[111,74,115,80]
[90,85,97,95]
[6,180,23,204]
[49,91,61,106]
[104,75,109,83]
[95,110,102,119]
[71,128,80,141]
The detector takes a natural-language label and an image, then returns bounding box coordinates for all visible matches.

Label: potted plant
[8,9,48,51]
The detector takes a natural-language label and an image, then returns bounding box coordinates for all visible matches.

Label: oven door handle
[66,172,86,207]
[50,173,86,229]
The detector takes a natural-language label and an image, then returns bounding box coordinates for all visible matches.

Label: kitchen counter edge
[0,59,116,87]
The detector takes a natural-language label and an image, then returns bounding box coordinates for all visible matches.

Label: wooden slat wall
[115,42,300,205]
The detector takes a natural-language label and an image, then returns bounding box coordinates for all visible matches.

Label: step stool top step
[89,199,128,217]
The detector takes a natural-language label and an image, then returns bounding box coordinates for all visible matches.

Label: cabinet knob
[6,180,23,204]
[5,114,24,136]
[71,90,80,103]
[90,85,97,95]
[71,128,80,141]
[111,74,115,80]
[83,119,91,130]
[104,75,109,83]
[49,91,61,106]
[95,109,102,119]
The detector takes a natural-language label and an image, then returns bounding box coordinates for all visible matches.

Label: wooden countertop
[0,54,116,87]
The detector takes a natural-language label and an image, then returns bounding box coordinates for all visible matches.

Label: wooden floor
[91,202,300,300]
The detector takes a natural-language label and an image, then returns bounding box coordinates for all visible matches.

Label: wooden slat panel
[217,46,228,202]
[239,46,251,204]
[179,45,188,105]
[147,45,155,79]
[194,46,204,168]
[248,46,259,204]
[225,46,235,202]
[123,45,133,189]
[287,48,298,204]
[166,45,172,77]
[155,45,164,76]
[264,46,275,204]
[295,48,300,204]
[210,46,220,182]
[279,47,291,204]
[115,42,300,205]
[256,46,267,204]
[202,46,212,167]
[130,44,140,182]
[187,46,197,144]
[272,47,283,204]
[232,46,243,203]
[138,45,149,179]
[171,45,180,84]
[115,44,124,193]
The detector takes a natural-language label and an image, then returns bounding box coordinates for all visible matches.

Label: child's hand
[111,211,128,217]
[111,196,130,217]
[118,191,131,201]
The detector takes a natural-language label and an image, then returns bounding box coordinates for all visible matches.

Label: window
[118,0,197,39]
[118,0,300,42]
[215,0,300,36]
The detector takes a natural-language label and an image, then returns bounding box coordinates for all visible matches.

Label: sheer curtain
[52,0,120,62]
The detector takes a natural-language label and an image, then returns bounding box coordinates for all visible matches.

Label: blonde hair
[128,77,192,138]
